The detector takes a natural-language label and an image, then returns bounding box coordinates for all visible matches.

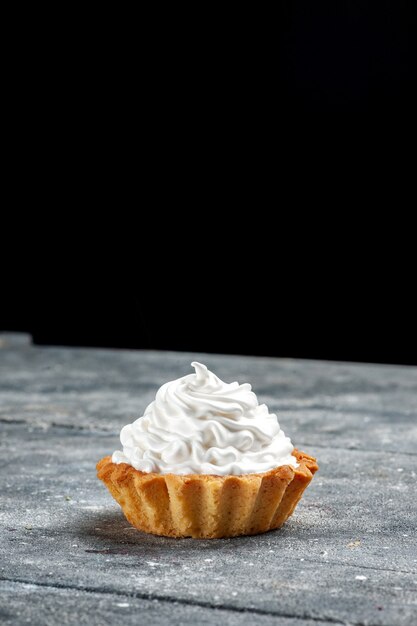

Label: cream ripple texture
[112,362,297,475]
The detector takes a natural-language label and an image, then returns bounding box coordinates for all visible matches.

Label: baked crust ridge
[97,449,318,538]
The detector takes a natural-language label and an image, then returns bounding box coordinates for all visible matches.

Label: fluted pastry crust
[97,449,318,538]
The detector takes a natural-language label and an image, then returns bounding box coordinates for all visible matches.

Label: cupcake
[97,362,318,538]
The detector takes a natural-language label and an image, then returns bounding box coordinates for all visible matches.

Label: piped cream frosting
[112,362,297,475]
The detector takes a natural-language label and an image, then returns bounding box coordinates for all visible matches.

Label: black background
[2,2,416,365]
[2,232,416,364]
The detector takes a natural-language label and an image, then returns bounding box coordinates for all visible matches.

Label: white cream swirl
[112,362,297,475]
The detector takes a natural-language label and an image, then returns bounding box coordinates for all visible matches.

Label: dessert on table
[97,362,318,538]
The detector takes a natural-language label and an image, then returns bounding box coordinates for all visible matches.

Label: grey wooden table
[0,333,416,626]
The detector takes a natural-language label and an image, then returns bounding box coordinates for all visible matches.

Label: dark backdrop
[2,248,416,365]
[1,1,416,365]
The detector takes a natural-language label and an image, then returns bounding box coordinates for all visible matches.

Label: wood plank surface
[1,334,416,625]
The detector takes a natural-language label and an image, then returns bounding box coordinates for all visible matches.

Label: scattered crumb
[24,526,33,531]
[348,540,361,548]
[355,575,367,581]
[115,603,130,608]
[204,559,213,563]
[65,496,71,501]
